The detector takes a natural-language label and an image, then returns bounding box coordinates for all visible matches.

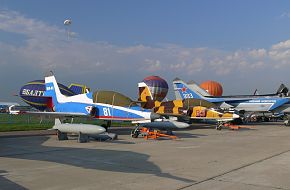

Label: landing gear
[78,132,90,143]
[57,130,68,140]
[216,122,223,130]
[131,127,140,138]
[102,120,112,132]
[284,115,290,127]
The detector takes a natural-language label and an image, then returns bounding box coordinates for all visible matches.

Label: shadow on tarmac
[0,170,28,190]
[176,132,207,139]
[0,136,194,183]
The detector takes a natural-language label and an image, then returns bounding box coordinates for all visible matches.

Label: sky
[1,0,290,103]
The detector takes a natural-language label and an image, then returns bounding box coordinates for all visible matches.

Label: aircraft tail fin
[276,84,289,96]
[44,72,67,109]
[173,78,207,100]
[138,82,159,109]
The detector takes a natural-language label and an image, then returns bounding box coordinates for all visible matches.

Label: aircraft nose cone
[150,112,161,120]
[99,126,106,134]
[176,122,190,129]
[233,113,240,119]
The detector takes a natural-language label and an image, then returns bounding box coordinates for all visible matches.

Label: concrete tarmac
[1,122,290,190]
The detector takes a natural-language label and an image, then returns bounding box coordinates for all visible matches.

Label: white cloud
[1,9,290,100]
[279,12,290,19]
[271,40,290,50]
[170,61,186,70]
[142,59,161,72]
[0,10,63,41]
[269,49,290,60]
[117,45,149,54]
[186,58,204,74]
[248,49,267,58]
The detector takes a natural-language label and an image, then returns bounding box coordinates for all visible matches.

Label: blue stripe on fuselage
[54,102,91,114]
[54,102,150,119]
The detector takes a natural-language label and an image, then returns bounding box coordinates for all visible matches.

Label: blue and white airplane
[43,73,159,122]
[173,78,290,115]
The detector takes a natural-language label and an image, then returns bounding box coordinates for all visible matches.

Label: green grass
[0,123,53,132]
[0,114,133,132]
[0,114,53,132]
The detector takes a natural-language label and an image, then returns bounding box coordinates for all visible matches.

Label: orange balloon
[200,80,223,96]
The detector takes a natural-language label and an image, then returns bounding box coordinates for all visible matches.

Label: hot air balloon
[200,80,223,96]
[142,76,168,101]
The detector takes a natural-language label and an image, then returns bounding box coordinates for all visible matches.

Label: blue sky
[1,1,290,102]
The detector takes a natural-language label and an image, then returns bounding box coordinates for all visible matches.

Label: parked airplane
[136,81,239,130]
[43,72,163,120]
[173,78,290,121]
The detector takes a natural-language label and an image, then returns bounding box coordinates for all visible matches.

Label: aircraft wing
[190,117,235,121]
[23,111,88,117]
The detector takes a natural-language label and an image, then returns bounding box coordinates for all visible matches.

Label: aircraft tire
[131,128,140,138]
[78,132,89,143]
[216,125,222,130]
[57,130,68,141]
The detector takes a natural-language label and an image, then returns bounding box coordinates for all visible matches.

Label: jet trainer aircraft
[43,73,159,121]
[136,81,239,131]
[173,78,290,121]
[25,72,166,141]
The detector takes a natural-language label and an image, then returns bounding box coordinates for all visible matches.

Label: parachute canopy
[64,19,72,25]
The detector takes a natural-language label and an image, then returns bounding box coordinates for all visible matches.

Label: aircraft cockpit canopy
[92,91,137,107]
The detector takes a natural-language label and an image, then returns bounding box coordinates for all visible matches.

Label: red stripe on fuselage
[95,116,144,121]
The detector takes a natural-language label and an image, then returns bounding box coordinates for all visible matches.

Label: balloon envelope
[200,80,223,96]
[142,76,168,101]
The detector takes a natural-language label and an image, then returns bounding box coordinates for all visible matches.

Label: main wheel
[216,124,222,130]
[57,130,68,140]
[78,132,89,143]
[131,128,140,138]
